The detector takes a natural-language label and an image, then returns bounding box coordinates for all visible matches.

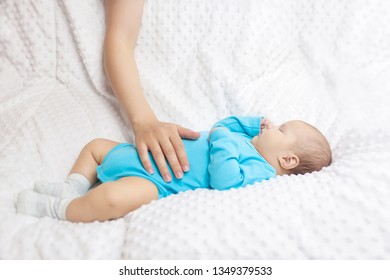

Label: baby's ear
[279,154,299,170]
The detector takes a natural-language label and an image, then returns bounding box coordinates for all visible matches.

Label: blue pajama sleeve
[212,116,263,137]
[208,129,244,190]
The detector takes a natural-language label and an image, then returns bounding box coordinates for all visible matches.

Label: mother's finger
[136,142,154,175]
[170,133,190,173]
[159,136,183,180]
[149,141,172,182]
[177,125,200,140]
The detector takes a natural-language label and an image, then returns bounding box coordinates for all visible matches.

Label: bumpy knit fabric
[0,0,389,259]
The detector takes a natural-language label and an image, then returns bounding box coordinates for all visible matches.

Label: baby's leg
[68,138,120,184]
[17,176,158,221]
[34,138,119,198]
[66,176,159,222]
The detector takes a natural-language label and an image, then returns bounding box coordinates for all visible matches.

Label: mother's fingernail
[164,174,172,182]
[175,171,183,179]
[147,168,154,174]
[183,164,190,172]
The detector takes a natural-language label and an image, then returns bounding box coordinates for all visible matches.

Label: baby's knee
[99,186,128,212]
[84,138,118,164]
[85,138,109,151]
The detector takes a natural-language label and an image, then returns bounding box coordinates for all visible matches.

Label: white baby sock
[16,190,71,220]
[34,173,91,199]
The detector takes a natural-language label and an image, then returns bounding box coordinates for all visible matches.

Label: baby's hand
[260,118,272,132]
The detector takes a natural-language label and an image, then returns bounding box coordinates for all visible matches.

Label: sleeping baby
[16,116,332,222]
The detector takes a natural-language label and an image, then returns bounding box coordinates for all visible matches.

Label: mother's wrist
[131,114,159,132]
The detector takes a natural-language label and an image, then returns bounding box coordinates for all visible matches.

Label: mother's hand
[133,120,200,182]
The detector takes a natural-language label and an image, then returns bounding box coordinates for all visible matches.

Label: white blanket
[1,0,389,259]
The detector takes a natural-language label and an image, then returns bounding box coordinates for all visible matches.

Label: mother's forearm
[103,0,155,127]
[104,37,156,126]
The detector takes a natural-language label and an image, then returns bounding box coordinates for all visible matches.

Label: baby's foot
[33,181,79,199]
[16,190,70,220]
[33,174,91,199]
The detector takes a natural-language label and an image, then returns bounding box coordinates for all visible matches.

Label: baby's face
[251,120,310,160]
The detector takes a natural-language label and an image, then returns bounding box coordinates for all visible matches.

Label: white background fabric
[0,0,389,259]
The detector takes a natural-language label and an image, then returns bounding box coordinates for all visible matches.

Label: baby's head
[251,119,332,175]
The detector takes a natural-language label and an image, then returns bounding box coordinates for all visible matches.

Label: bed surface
[0,0,389,259]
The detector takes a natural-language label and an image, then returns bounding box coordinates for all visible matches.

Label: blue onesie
[96,116,277,199]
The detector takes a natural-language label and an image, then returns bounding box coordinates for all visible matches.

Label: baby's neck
[251,139,289,176]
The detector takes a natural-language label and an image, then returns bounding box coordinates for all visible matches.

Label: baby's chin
[251,134,261,147]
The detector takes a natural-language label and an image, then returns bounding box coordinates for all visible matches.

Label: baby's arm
[208,129,244,190]
[212,116,263,137]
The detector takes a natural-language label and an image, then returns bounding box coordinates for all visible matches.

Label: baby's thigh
[88,138,120,164]
[100,176,159,212]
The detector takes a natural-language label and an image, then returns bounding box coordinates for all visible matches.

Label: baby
[16,116,332,222]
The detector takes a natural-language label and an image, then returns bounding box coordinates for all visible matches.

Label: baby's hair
[290,121,332,175]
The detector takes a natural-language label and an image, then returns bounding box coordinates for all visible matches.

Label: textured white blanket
[0,0,389,259]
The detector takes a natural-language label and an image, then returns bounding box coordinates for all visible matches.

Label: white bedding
[0,0,389,259]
